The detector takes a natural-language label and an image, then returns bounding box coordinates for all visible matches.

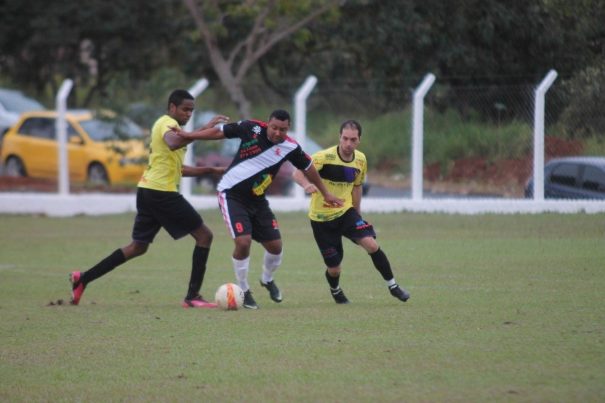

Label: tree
[0,0,184,107]
[183,0,343,118]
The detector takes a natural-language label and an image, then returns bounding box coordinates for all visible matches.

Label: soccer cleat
[69,271,86,305]
[260,280,282,303]
[243,290,259,309]
[330,287,350,304]
[182,295,218,308]
[389,284,410,302]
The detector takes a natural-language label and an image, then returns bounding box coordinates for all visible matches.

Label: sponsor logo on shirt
[252,173,273,196]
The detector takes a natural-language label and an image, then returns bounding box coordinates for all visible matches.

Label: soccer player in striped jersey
[293,120,410,304]
[172,109,343,309]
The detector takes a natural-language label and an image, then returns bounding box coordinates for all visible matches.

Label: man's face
[170,99,194,126]
[339,127,360,156]
[266,117,290,144]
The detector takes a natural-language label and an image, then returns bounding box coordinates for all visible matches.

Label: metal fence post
[293,75,318,200]
[532,69,558,201]
[411,73,435,201]
[180,78,209,196]
[56,79,74,196]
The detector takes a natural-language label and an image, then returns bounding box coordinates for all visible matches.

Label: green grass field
[1,211,604,402]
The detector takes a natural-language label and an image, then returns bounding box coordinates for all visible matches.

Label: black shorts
[310,208,376,268]
[218,191,281,242]
[132,187,203,243]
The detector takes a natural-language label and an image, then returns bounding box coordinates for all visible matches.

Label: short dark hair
[340,119,362,137]
[168,89,194,108]
[269,109,291,123]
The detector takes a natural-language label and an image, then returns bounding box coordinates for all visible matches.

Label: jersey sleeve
[312,149,326,172]
[222,121,247,140]
[287,144,313,170]
[158,116,178,139]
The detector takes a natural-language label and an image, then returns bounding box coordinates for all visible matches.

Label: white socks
[232,256,250,291]
[261,251,282,284]
[233,251,283,290]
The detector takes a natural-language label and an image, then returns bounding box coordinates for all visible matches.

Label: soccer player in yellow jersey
[293,120,410,304]
[69,89,229,308]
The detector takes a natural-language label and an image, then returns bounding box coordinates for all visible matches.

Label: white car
[0,88,46,136]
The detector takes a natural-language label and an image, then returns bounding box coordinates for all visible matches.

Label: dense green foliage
[0,0,603,171]
[1,0,603,112]
[1,212,604,401]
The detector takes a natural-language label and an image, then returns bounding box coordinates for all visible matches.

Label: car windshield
[0,90,45,113]
[79,117,145,141]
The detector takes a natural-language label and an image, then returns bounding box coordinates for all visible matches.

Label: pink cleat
[182,295,217,309]
[69,271,86,305]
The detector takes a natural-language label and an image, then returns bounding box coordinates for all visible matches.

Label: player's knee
[192,224,213,246]
[327,266,341,277]
[124,242,148,259]
[361,238,379,254]
[264,239,282,255]
[234,236,252,257]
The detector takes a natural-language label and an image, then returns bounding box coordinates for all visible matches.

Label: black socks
[369,248,394,281]
[81,248,126,285]
[186,246,210,300]
[325,269,340,289]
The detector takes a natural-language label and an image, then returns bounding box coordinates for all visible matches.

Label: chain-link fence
[0,73,602,201]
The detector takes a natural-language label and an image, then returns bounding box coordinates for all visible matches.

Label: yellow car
[1,110,148,185]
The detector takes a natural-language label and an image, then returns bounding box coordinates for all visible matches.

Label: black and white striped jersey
[217,119,312,197]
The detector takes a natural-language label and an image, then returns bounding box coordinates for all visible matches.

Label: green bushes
[309,106,535,175]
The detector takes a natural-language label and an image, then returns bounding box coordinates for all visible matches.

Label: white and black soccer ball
[215,283,244,310]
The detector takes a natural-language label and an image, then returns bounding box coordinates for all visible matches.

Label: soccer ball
[215,283,244,310]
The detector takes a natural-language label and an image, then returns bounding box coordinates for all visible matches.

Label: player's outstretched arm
[182,165,226,177]
[168,115,229,141]
[302,165,344,207]
[292,169,318,194]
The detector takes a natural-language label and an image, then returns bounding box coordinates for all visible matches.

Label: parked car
[524,156,605,199]
[196,136,370,195]
[0,88,46,136]
[1,110,148,185]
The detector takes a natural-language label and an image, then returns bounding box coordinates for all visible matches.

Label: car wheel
[87,163,109,185]
[4,156,27,177]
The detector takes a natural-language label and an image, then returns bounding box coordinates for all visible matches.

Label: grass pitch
[1,211,604,402]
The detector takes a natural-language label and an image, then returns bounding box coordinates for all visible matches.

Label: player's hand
[323,193,344,207]
[205,115,230,128]
[303,184,318,194]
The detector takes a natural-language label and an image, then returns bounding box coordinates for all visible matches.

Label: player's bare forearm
[170,126,225,141]
[182,165,226,177]
[352,185,362,213]
[303,166,343,206]
[293,169,317,194]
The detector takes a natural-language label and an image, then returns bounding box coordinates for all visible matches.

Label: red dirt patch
[0,136,585,197]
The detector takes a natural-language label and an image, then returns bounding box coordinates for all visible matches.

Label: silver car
[525,156,605,199]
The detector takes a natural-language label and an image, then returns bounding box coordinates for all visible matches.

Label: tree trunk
[183,0,342,119]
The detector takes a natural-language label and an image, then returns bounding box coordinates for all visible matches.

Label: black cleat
[243,290,259,309]
[330,287,350,304]
[389,284,410,302]
[260,280,282,303]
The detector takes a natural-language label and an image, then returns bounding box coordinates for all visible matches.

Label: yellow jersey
[138,115,185,192]
[308,145,367,222]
